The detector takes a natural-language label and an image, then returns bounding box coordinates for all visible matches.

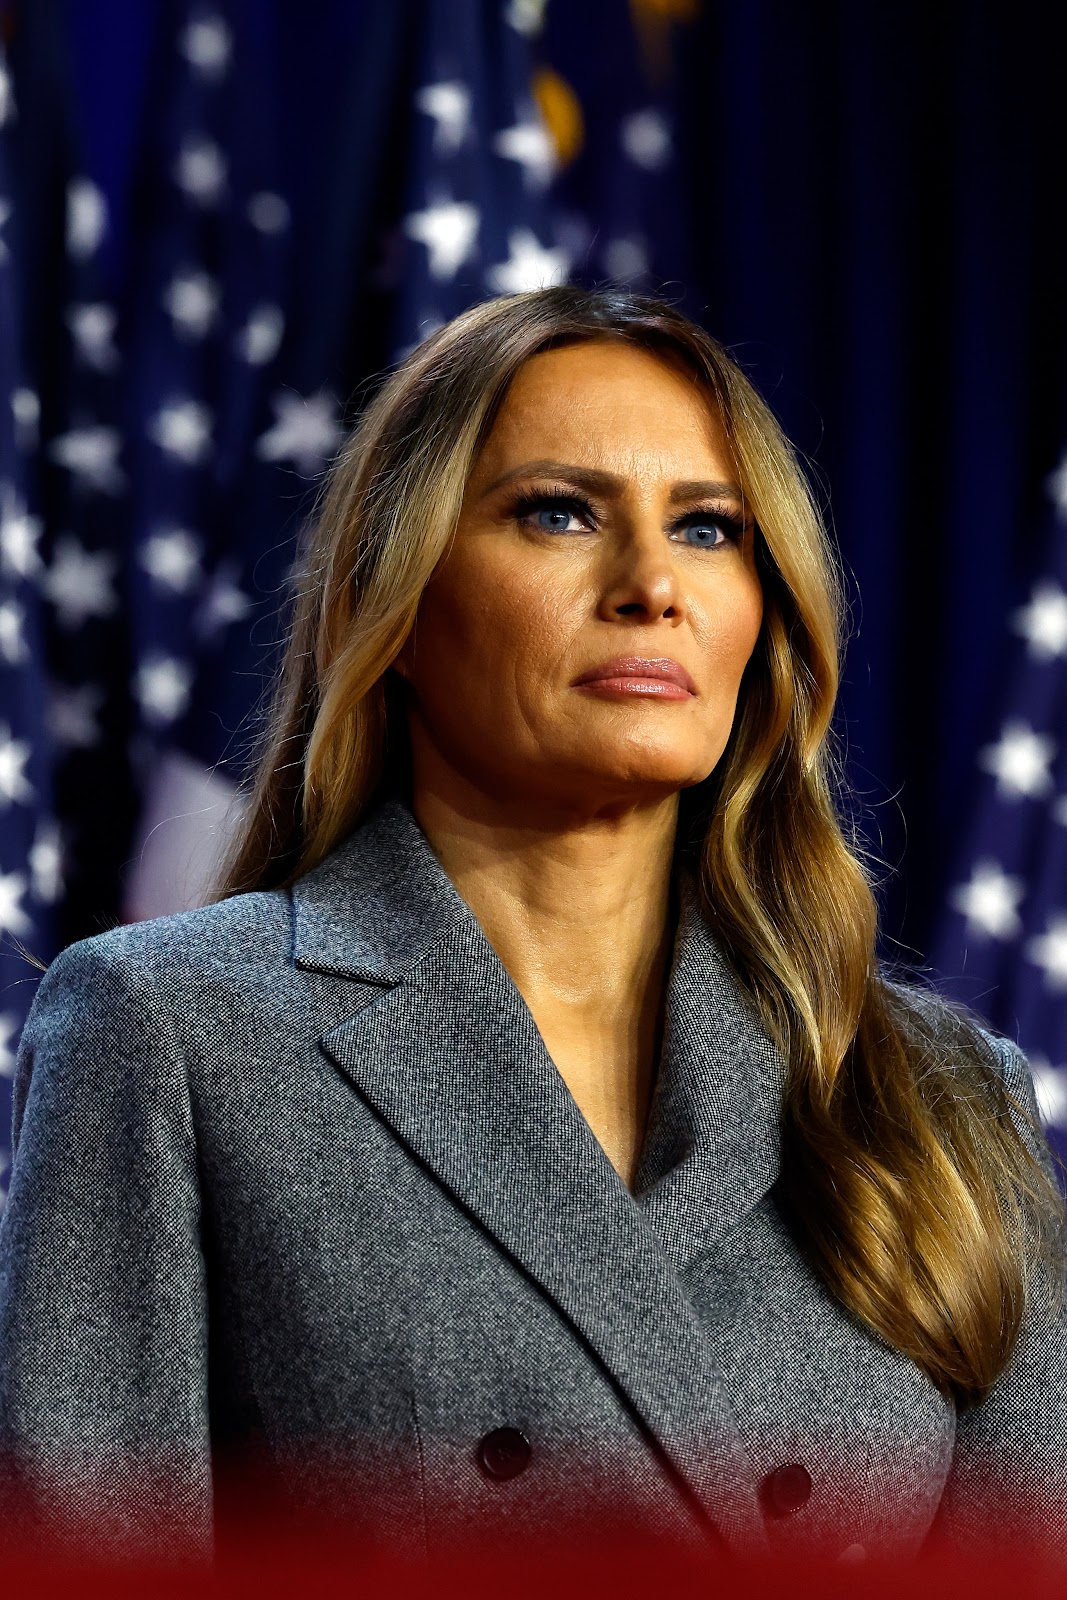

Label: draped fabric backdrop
[0,0,1065,1195]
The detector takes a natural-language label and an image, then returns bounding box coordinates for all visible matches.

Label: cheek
[703,576,764,680]
[412,554,573,699]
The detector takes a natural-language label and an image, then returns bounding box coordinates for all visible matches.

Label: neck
[407,775,679,1025]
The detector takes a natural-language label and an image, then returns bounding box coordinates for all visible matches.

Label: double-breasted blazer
[1,796,1066,1566]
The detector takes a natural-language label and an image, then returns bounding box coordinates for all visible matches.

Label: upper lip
[572,656,697,693]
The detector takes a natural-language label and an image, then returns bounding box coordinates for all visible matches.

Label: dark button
[476,1426,532,1482]
[759,1463,812,1517]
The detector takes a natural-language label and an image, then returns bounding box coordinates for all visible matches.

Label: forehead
[474,338,732,478]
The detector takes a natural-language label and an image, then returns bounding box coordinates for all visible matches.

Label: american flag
[390,0,569,354]
[0,0,693,1200]
[929,442,1067,1168]
[0,31,55,1198]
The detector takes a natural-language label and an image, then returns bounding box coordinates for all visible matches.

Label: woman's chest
[197,1062,956,1559]
[673,1200,957,1551]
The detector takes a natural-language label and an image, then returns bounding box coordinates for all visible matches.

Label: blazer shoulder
[882,971,1018,1068]
[25,890,296,1056]
[881,972,1054,1166]
[48,888,292,986]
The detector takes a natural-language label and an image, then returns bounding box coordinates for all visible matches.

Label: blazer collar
[291,797,785,1553]
[292,796,474,983]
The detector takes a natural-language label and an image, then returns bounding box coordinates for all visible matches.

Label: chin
[581,742,722,793]
[564,762,712,804]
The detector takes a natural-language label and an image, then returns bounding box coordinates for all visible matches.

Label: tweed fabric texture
[0,797,1065,1565]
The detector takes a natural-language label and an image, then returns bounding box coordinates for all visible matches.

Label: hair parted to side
[216,284,1065,1407]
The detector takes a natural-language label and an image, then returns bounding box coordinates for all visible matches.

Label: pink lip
[572,656,697,696]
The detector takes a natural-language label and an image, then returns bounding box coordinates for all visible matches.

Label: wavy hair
[216,285,1065,1406]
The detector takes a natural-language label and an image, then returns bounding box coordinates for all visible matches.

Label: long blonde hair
[217,285,1065,1406]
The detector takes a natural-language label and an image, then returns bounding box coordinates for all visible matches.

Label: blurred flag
[930,441,1067,1166]
[389,0,570,357]
[0,30,56,1176]
[119,0,293,920]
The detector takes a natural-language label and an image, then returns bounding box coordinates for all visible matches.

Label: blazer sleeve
[0,936,213,1563]
[928,1033,1067,1562]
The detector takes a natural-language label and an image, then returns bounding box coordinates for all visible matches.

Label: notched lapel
[634,873,788,1273]
[296,803,768,1552]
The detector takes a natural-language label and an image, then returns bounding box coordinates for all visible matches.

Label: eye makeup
[504,484,750,548]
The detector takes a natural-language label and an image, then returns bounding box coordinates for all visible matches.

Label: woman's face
[393,338,765,819]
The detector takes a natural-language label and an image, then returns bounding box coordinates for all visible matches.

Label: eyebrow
[480,459,746,505]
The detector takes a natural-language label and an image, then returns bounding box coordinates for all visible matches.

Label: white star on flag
[0,871,30,938]
[49,425,126,493]
[621,109,672,171]
[135,655,194,726]
[42,536,119,629]
[246,191,290,234]
[234,305,284,366]
[1030,1057,1067,1127]
[140,527,203,593]
[66,302,121,372]
[504,0,548,34]
[174,136,227,206]
[494,115,557,190]
[47,681,104,748]
[0,485,43,577]
[486,229,569,295]
[978,719,1056,800]
[0,54,14,127]
[1046,453,1067,519]
[161,269,221,340]
[195,562,254,636]
[403,199,480,282]
[66,177,108,258]
[255,390,345,476]
[415,82,472,156]
[147,398,214,464]
[0,598,25,664]
[1027,914,1067,992]
[948,859,1025,940]
[29,820,63,904]
[1012,580,1067,661]
[11,387,40,451]
[0,1012,17,1079]
[0,724,32,807]
[179,13,233,80]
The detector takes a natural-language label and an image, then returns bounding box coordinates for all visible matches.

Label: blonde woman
[1,287,1064,1568]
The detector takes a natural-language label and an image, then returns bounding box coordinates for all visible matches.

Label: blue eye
[512,493,590,534]
[510,490,746,547]
[684,520,727,548]
[532,505,581,532]
[676,509,747,547]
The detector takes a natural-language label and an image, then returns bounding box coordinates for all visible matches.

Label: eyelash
[508,488,748,548]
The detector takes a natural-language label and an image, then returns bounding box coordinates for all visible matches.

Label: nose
[598,520,684,623]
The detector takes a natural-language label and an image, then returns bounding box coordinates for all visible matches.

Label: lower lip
[574,677,694,701]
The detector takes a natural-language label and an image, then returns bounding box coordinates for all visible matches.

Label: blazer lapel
[293,798,774,1553]
[633,871,788,1275]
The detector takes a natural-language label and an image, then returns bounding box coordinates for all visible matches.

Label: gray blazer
[1,797,1065,1567]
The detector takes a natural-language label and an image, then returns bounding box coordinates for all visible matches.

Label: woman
[1,286,1065,1568]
